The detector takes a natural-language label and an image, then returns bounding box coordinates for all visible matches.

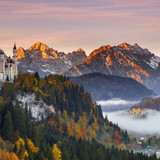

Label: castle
[0,44,18,82]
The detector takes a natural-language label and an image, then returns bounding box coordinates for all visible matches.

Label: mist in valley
[97,98,140,112]
[98,98,160,135]
[103,109,160,135]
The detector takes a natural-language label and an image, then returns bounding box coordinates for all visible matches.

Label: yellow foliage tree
[67,125,74,136]
[75,130,82,139]
[78,116,87,128]
[27,138,39,154]
[63,110,68,120]
[90,130,97,137]
[22,151,29,160]
[10,152,19,160]
[52,144,62,160]
[0,149,19,160]
[74,123,80,131]
[15,137,25,153]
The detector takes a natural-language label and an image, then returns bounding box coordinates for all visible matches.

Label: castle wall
[0,45,18,82]
[0,54,5,81]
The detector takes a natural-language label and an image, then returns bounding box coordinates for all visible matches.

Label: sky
[0,0,160,56]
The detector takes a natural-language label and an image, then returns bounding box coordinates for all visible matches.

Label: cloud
[97,99,139,106]
[0,0,159,21]
[0,0,160,56]
[97,99,140,112]
[104,109,160,135]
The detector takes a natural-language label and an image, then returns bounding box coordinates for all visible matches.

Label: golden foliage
[22,151,29,160]
[15,137,25,153]
[52,144,62,160]
[90,109,93,116]
[90,130,97,137]
[75,130,82,139]
[0,149,19,160]
[67,126,74,136]
[63,110,68,118]
[27,138,39,154]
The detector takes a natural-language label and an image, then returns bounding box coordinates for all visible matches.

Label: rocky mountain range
[61,43,160,93]
[17,42,160,94]
[17,42,87,77]
[70,73,155,101]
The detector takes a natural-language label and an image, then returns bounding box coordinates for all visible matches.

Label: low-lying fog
[103,110,160,135]
[97,98,139,112]
[98,99,160,135]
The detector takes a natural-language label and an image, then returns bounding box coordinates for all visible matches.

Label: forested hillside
[70,73,155,101]
[0,73,158,160]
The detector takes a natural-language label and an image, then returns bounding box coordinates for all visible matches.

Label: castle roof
[13,43,17,50]
[0,49,5,54]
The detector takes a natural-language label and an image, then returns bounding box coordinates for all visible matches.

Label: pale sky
[0,0,160,56]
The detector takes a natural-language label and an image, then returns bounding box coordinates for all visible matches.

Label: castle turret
[12,43,18,78]
[0,49,5,80]
[13,43,17,58]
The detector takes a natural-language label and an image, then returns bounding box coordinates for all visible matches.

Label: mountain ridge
[17,42,87,77]
[61,42,160,93]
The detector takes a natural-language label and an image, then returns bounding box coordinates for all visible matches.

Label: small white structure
[0,44,18,82]
[156,151,160,158]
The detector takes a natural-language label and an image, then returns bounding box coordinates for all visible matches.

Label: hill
[0,73,158,160]
[133,97,160,111]
[70,73,155,101]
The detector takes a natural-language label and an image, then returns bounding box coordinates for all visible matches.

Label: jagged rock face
[16,93,55,121]
[61,43,160,93]
[17,42,87,77]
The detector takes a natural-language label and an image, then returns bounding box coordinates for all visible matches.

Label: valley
[1,0,160,159]
[1,42,160,159]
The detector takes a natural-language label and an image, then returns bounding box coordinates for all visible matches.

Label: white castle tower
[0,49,5,80]
[12,43,18,77]
[0,43,18,82]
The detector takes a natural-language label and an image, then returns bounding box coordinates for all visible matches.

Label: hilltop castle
[0,44,18,82]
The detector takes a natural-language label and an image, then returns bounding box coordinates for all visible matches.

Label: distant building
[0,44,18,82]
[156,150,160,158]
[130,106,141,116]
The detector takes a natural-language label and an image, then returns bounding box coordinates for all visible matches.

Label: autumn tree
[27,138,39,154]
[52,144,62,160]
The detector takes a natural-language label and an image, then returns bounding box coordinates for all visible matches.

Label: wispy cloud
[0,0,159,19]
[0,0,159,56]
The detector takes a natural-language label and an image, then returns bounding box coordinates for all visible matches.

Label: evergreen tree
[35,72,40,81]
[14,106,26,137]
[28,120,39,146]
[62,146,70,160]
[3,111,13,141]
